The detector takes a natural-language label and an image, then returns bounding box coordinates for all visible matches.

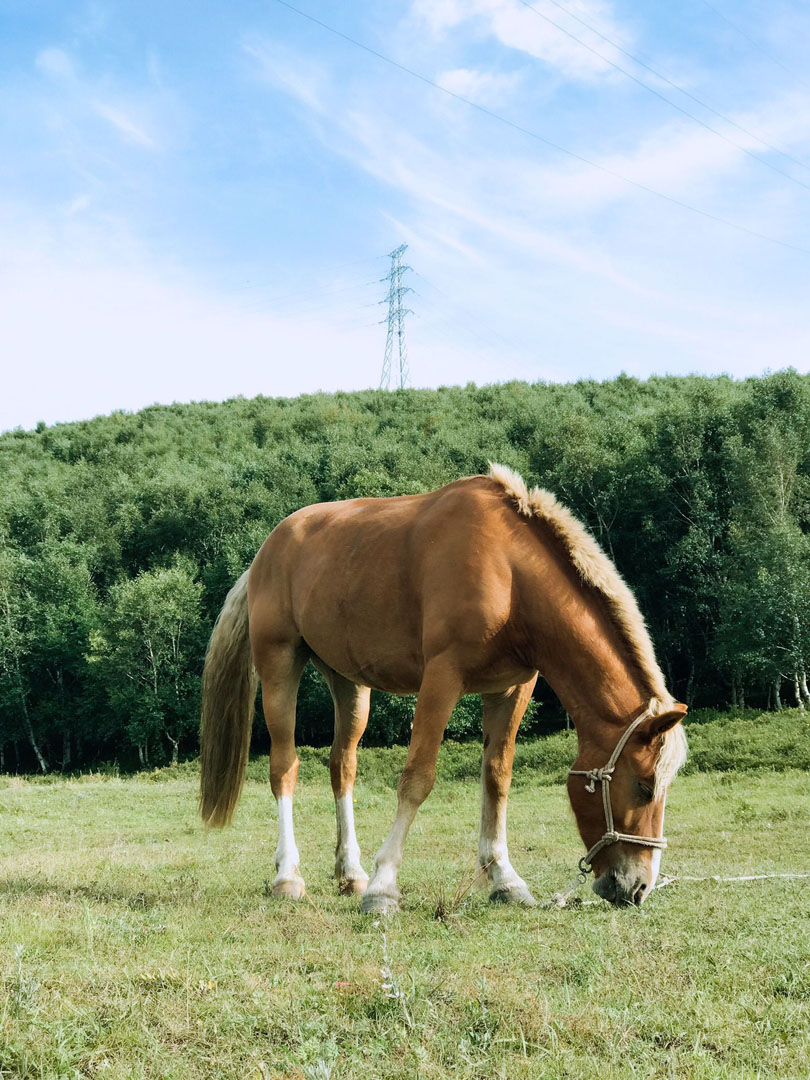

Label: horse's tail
[199,570,258,828]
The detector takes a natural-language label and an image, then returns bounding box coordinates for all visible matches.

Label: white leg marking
[335,791,368,885]
[274,795,302,886]
[479,783,534,901]
[363,803,417,911]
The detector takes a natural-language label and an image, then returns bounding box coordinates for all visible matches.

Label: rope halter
[569,708,667,877]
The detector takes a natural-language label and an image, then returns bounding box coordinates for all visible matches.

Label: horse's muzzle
[592,866,650,906]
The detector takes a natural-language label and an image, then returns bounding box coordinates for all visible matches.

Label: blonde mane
[654,722,688,798]
[488,463,686,787]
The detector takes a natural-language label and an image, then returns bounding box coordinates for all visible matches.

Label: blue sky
[2,0,810,431]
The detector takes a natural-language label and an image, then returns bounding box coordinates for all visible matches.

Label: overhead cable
[272,0,810,258]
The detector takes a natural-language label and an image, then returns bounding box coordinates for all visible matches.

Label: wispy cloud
[65,193,92,215]
[254,25,810,252]
[239,24,810,386]
[411,0,634,81]
[91,100,157,148]
[35,47,76,81]
[243,38,326,112]
[30,44,165,160]
[5,2,810,430]
[524,94,810,214]
[436,67,520,105]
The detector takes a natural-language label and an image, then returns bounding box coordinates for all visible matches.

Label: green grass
[1,714,809,1078]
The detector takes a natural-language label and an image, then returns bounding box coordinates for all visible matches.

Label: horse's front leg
[362,657,463,915]
[479,678,538,905]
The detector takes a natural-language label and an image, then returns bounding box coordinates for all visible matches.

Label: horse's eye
[636,781,654,802]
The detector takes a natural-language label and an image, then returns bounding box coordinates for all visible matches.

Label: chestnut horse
[199,465,687,911]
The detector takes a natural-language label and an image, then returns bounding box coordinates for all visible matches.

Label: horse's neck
[542,643,648,739]
[517,557,650,738]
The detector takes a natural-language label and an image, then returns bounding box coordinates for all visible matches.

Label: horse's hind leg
[313,660,371,895]
[479,677,538,906]
[257,643,308,899]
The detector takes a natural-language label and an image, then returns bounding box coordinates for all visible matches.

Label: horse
[199,464,688,912]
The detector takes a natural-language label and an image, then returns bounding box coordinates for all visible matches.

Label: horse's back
[248,476,522,691]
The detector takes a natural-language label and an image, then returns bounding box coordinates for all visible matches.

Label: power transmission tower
[379,244,412,390]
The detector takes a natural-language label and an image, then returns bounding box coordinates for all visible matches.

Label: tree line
[1,371,809,772]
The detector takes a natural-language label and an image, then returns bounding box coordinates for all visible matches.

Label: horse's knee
[482,756,512,802]
[398,763,435,805]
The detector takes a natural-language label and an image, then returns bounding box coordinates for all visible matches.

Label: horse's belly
[298,604,425,694]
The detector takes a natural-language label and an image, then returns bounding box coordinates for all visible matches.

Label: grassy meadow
[1,714,809,1079]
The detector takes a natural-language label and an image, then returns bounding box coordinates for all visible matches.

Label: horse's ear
[638,702,688,742]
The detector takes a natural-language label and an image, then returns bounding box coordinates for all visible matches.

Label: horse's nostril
[633,882,647,905]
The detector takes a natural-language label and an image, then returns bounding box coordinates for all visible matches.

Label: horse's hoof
[339,876,369,896]
[489,885,538,907]
[272,878,306,900]
[361,892,399,915]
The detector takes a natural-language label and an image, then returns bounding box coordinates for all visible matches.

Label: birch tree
[94,561,203,765]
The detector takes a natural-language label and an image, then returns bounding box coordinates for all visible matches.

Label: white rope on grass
[543,870,810,909]
[658,871,810,885]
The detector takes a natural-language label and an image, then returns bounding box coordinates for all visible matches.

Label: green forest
[2,371,809,773]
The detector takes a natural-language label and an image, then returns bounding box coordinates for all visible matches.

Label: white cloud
[35,47,76,81]
[241,46,810,385]
[9,8,810,433]
[65,193,92,215]
[436,67,520,105]
[411,0,634,81]
[30,45,167,159]
[243,39,325,112]
[91,100,157,148]
[247,31,810,304]
[518,93,810,216]
[336,66,810,251]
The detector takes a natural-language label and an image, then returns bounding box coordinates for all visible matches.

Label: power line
[413,270,527,356]
[414,288,498,356]
[263,296,379,322]
[515,0,810,192]
[251,277,380,312]
[529,0,810,174]
[699,0,810,93]
[271,0,810,258]
[230,253,385,292]
[379,244,412,390]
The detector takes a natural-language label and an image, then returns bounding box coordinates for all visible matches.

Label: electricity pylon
[379,244,412,390]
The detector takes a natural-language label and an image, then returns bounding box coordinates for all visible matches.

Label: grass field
[1,716,809,1079]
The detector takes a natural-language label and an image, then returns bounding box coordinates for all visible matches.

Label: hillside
[2,373,810,771]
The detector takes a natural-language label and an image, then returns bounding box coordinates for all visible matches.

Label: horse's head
[567,703,688,906]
